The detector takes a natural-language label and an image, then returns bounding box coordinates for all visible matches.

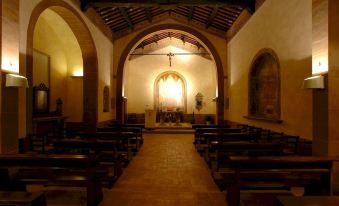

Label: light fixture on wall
[5,73,29,88]
[303,75,324,89]
[71,69,83,77]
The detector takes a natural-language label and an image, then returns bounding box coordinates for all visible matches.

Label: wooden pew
[97,126,143,146]
[0,154,106,206]
[52,138,124,178]
[200,132,253,161]
[222,156,338,206]
[0,191,46,206]
[194,128,243,151]
[95,132,138,159]
[210,141,282,173]
[277,196,339,206]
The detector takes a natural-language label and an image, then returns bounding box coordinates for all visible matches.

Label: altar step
[143,128,194,134]
[143,122,194,134]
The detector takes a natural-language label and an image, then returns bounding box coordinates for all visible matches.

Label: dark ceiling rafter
[145,7,152,22]
[187,6,194,21]
[135,31,204,50]
[81,0,256,39]
[205,7,218,28]
[81,0,256,13]
[119,7,134,29]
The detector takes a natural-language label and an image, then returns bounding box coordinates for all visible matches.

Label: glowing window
[155,72,186,111]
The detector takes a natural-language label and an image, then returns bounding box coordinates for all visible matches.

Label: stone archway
[26,0,98,131]
[116,24,224,124]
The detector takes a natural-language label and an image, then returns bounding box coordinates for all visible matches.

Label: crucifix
[166,52,175,67]
[129,52,210,67]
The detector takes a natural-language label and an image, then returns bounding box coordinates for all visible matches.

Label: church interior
[0,0,339,205]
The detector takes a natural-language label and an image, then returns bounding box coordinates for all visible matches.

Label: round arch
[116,24,224,124]
[26,0,98,130]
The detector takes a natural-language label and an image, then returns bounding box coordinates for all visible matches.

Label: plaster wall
[1,0,19,153]
[227,0,313,139]
[125,43,216,114]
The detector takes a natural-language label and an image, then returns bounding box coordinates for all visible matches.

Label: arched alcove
[116,24,224,124]
[26,0,98,131]
[248,49,281,121]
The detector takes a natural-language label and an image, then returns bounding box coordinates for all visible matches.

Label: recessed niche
[248,49,281,123]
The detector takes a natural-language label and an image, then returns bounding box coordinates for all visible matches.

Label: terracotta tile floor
[100,133,227,206]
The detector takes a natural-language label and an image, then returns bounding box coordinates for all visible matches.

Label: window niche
[247,49,282,123]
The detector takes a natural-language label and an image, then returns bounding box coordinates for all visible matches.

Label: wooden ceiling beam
[145,7,152,22]
[119,7,134,29]
[206,7,218,29]
[187,6,195,21]
[81,0,256,13]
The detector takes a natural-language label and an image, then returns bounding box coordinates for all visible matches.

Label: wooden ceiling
[81,0,256,39]
[135,31,202,50]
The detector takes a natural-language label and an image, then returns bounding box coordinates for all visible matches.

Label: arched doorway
[116,24,224,124]
[26,0,98,132]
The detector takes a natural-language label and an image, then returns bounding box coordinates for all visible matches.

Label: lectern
[145,109,156,128]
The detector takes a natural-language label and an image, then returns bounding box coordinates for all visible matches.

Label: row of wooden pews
[0,122,144,206]
[193,123,339,206]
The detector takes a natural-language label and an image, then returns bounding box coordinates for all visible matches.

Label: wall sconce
[5,74,29,88]
[71,69,83,77]
[303,75,324,89]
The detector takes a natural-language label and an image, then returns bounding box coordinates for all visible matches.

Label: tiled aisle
[100,133,227,206]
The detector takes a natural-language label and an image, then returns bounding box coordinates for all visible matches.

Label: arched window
[155,72,186,112]
[249,49,281,121]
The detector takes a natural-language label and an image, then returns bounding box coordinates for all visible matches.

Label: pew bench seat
[0,191,46,206]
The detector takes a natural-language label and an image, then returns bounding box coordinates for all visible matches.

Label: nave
[100,133,227,206]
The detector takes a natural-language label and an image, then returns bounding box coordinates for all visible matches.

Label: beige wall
[125,40,217,114]
[33,9,83,122]
[2,0,19,73]
[17,0,114,134]
[227,0,313,139]
[1,0,19,153]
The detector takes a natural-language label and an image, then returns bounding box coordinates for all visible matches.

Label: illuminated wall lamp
[5,74,29,88]
[303,75,324,89]
[71,69,83,78]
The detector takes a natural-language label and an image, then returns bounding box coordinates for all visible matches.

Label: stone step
[143,128,194,134]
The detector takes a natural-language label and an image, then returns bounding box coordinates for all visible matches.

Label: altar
[157,110,184,125]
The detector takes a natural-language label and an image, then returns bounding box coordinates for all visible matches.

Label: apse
[123,31,217,123]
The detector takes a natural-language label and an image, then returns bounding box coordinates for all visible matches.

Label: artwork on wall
[195,92,203,111]
[249,49,281,121]
[33,49,50,87]
[103,86,110,112]
[33,83,49,115]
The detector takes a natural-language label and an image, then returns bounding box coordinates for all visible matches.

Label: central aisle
[100,133,227,206]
